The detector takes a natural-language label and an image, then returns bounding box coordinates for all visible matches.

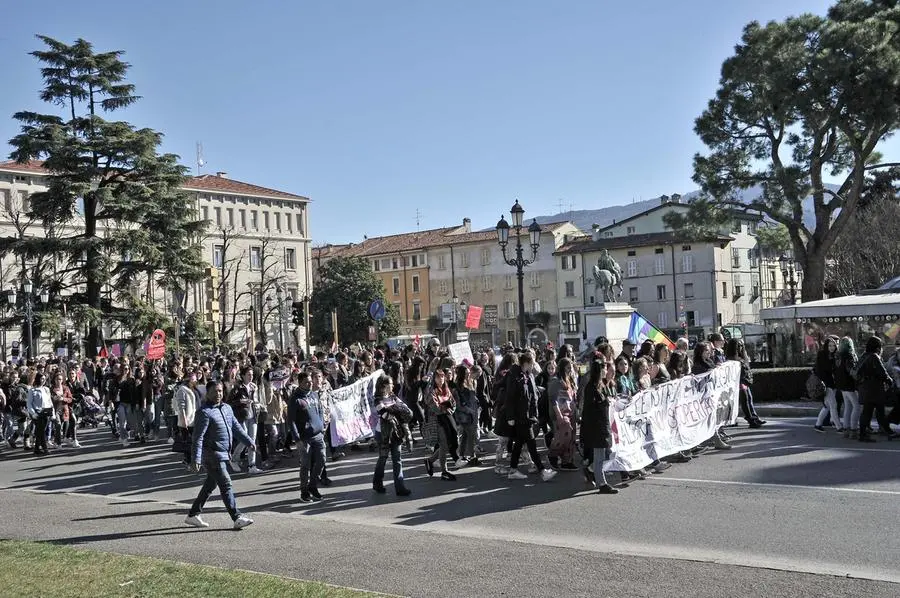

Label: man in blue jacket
[185,380,256,529]
[288,372,327,503]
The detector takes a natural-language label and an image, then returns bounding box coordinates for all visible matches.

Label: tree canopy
[5,36,204,355]
[310,256,399,345]
[666,0,900,301]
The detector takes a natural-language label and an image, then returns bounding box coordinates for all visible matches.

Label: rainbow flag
[627,311,676,350]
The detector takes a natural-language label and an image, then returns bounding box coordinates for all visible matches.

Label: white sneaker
[233,515,254,530]
[494,466,509,475]
[247,466,261,475]
[508,470,527,480]
[122,440,130,448]
[71,440,82,449]
[184,515,209,528]
[527,464,539,474]
[167,437,175,445]
[541,469,558,482]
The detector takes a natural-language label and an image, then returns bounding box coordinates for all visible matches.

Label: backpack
[806,370,826,401]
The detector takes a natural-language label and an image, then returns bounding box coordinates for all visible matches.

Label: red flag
[98,346,109,358]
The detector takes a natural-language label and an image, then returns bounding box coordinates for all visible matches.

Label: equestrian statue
[592,249,624,304]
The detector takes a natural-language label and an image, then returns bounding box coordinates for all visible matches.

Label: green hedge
[751,367,813,403]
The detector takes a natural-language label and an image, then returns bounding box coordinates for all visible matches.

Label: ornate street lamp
[496,200,541,346]
[779,254,798,305]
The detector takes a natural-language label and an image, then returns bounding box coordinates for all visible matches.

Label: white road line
[649,476,900,496]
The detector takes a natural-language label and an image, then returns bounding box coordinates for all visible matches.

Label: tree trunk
[801,249,827,303]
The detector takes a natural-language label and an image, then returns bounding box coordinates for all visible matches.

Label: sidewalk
[755,401,820,418]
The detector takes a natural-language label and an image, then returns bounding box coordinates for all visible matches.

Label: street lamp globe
[39,288,49,304]
[495,216,510,247]
[23,281,32,295]
[528,219,542,249]
[510,200,525,228]
[7,290,16,306]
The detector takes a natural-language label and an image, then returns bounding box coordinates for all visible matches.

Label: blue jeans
[299,433,326,491]
[189,458,241,521]
[593,448,610,487]
[373,432,406,492]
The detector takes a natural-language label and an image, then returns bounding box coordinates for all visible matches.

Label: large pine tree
[5,35,204,355]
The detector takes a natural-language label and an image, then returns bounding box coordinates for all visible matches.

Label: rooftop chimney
[592,223,601,241]
[660,194,670,204]
[671,193,682,203]
[462,217,471,233]
[215,171,228,178]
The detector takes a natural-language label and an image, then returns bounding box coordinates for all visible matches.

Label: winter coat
[174,383,197,428]
[834,353,858,392]
[192,401,255,463]
[815,349,837,389]
[227,382,257,422]
[580,382,613,451]
[374,394,413,446]
[856,352,892,407]
[491,371,514,438]
[453,387,479,426]
[691,359,716,376]
[287,388,325,443]
[503,367,540,441]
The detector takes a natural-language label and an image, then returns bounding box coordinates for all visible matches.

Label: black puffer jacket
[834,353,858,392]
[815,349,837,388]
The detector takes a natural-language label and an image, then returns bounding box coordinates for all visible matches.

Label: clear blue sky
[3,0,885,244]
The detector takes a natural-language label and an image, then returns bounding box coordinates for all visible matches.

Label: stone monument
[584,250,633,355]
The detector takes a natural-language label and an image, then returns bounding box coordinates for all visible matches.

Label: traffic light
[291,301,304,326]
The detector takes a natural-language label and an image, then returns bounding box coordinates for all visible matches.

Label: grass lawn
[0,540,388,598]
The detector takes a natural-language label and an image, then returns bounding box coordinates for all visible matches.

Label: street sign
[368,300,386,321]
[440,303,454,325]
[367,325,377,341]
[456,332,469,341]
[483,305,499,326]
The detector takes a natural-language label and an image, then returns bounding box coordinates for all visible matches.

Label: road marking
[3,485,900,584]
[649,476,900,496]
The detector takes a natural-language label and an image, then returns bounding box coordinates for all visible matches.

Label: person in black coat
[580,358,619,494]
[503,353,556,483]
[725,338,765,428]
[814,335,842,433]
[856,336,898,442]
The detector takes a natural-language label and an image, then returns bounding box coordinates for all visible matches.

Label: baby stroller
[74,390,107,428]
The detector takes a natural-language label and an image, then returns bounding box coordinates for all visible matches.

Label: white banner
[328,369,382,447]
[604,361,740,472]
[447,341,474,366]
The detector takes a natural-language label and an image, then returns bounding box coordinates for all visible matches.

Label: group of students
[812,335,900,442]
[0,332,765,528]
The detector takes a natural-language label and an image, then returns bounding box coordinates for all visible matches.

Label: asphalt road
[1,418,898,597]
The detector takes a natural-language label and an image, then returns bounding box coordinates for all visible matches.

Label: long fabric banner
[328,369,382,447]
[604,361,740,471]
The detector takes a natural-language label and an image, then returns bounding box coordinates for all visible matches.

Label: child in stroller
[74,389,106,428]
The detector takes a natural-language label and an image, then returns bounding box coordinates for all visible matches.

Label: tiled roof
[0,160,48,174]
[182,174,308,201]
[312,244,352,259]
[555,231,733,255]
[338,226,464,258]
[0,160,307,201]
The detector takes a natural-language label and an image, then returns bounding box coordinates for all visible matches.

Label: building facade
[0,161,312,355]
[556,198,775,345]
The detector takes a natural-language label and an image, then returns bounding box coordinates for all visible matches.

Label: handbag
[806,371,826,401]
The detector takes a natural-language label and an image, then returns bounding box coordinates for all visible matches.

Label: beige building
[556,197,777,345]
[427,221,585,347]
[0,160,312,355]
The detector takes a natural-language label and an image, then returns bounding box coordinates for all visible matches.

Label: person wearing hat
[618,340,636,365]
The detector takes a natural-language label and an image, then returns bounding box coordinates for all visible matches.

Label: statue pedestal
[583,303,634,356]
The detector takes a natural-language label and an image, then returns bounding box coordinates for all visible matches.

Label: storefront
[759,285,900,366]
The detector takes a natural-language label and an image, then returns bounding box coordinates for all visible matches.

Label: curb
[756,407,819,418]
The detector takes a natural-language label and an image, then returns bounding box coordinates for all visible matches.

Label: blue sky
[2,0,883,244]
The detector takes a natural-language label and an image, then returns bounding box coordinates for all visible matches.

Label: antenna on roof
[415,208,422,231]
[196,142,205,176]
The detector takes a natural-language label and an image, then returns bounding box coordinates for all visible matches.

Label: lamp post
[496,200,542,347]
[779,254,798,305]
[266,288,286,353]
[8,280,49,358]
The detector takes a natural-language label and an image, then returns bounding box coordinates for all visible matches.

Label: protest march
[15,326,896,530]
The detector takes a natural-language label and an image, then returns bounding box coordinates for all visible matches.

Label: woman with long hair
[403,356,427,438]
[692,342,731,450]
[834,336,860,439]
[651,343,672,386]
[580,358,620,494]
[614,356,637,396]
[725,338,765,428]
[814,335,842,433]
[504,352,556,483]
[491,352,518,475]
[372,374,413,496]
[423,368,459,481]
[547,357,578,471]
[667,350,690,380]
[453,365,481,465]
[856,336,897,442]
